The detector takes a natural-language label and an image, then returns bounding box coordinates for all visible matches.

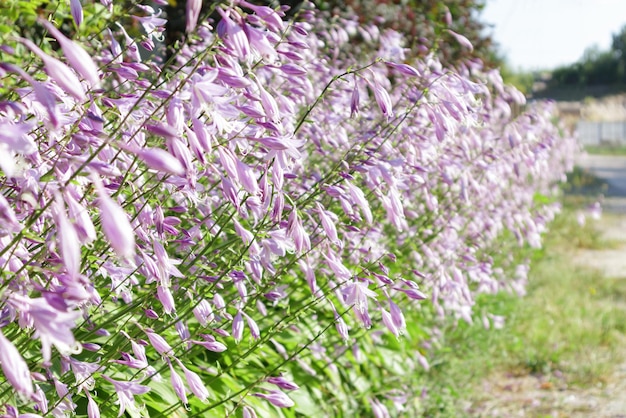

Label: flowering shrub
[0,1,577,417]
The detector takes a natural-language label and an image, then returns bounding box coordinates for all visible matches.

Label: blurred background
[483,0,626,145]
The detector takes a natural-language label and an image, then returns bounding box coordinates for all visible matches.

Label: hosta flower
[0,191,21,233]
[232,310,244,343]
[253,390,294,408]
[168,360,188,404]
[65,193,96,244]
[192,336,227,353]
[186,0,202,33]
[101,375,151,417]
[267,376,299,391]
[0,329,33,398]
[144,328,173,356]
[70,0,83,27]
[287,209,311,253]
[55,195,81,280]
[39,19,100,87]
[370,397,390,418]
[242,406,258,418]
[193,299,214,327]
[157,285,176,315]
[446,29,474,51]
[244,312,260,340]
[217,8,250,59]
[344,280,377,327]
[350,80,360,117]
[238,0,284,32]
[18,37,85,101]
[176,359,210,401]
[10,294,81,362]
[86,391,100,418]
[369,78,393,119]
[381,308,399,337]
[94,177,135,258]
[135,147,186,176]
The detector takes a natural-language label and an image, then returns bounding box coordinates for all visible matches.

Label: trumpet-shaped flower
[39,19,100,87]
[18,37,85,101]
[94,177,135,258]
[0,329,33,398]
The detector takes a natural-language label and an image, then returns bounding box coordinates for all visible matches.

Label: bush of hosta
[0,1,577,417]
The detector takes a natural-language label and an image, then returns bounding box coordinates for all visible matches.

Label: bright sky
[481,0,626,71]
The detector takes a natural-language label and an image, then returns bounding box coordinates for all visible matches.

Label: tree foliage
[549,24,626,89]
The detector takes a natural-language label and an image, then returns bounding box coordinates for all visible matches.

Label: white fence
[577,121,626,145]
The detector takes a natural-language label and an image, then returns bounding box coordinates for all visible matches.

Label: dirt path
[467,214,626,418]
[467,155,626,417]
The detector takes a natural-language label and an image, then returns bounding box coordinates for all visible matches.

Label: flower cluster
[0,1,577,416]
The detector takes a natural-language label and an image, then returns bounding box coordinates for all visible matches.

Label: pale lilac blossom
[253,390,295,408]
[18,37,85,101]
[0,329,33,398]
[39,19,100,87]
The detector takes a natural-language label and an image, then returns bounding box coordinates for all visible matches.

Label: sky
[481,0,626,71]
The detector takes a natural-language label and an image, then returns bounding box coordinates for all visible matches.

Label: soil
[466,155,626,417]
[465,217,626,418]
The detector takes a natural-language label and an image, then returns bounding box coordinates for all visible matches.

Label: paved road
[577,154,626,197]
[576,154,626,212]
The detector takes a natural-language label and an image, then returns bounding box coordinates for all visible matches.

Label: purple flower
[39,19,100,88]
[334,314,350,341]
[217,8,250,59]
[239,1,284,32]
[287,210,311,253]
[344,280,377,326]
[94,177,135,258]
[381,308,399,337]
[66,193,96,244]
[346,181,373,224]
[253,390,294,408]
[86,391,100,418]
[168,360,188,404]
[55,195,81,280]
[370,397,390,418]
[144,328,173,356]
[186,0,202,33]
[369,78,393,119]
[192,337,227,353]
[10,294,81,362]
[192,299,214,327]
[242,406,258,418]
[267,376,299,391]
[18,37,85,101]
[350,80,360,117]
[135,147,186,176]
[176,359,210,401]
[70,0,83,27]
[0,329,33,398]
[316,203,340,246]
[446,29,474,51]
[232,310,244,343]
[244,312,260,340]
[157,285,176,315]
[101,375,151,417]
[0,192,21,233]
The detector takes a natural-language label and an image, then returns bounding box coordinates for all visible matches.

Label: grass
[584,144,626,156]
[562,165,608,197]
[414,205,626,417]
